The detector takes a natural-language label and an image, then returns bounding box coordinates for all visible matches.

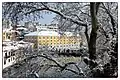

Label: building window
[5,52,7,57]
[8,36,10,39]
[4,60,6,65]
[8,59,10,62]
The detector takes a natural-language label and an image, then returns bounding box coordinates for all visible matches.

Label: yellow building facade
[38,36,80,46]
[24,31,81,51]
[3,29,19,41]
[3,31,11,41]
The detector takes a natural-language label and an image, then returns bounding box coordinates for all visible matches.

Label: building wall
[24,36,38,48]
[2,31,19,41]
[24,35,81,51]
[2,32,6,41]
[2,41,34,69]
[3,50,17,69]
[2,32,11,41]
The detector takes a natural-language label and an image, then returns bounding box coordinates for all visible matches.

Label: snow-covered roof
[3,26,13,32]
[39,31,60,36]
[24,30,78,37]
[25,31,39,36]
[3,45,19,51]
[3,29,11,33]
[3,41,33,52]
[25,31,60,36]
[17,24,24,26]
[3,28,17,33]
[10,30,17,32]
[16,27,28,31]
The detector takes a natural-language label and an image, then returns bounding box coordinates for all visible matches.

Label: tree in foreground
[2,2,118,77]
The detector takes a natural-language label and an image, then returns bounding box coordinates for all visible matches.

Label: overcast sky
[19,12,56,25]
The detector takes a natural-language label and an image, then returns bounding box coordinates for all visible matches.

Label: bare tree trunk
[84,26,89,45]
[88,2,98,68]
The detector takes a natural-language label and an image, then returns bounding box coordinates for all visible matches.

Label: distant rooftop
[24,31,78,37]
[16,27,28,31]
[25,31,60,36]
[3,41,33,51]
